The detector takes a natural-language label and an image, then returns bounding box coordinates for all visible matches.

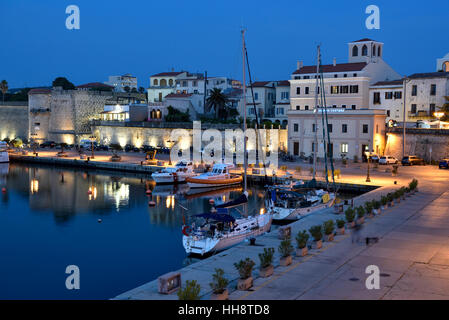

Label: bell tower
[348,39,384,63]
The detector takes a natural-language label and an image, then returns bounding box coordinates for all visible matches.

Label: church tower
[348,38,384,63]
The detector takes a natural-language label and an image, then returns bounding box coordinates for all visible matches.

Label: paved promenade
[113,165,449,300]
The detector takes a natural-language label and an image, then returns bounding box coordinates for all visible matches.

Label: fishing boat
[185,163,242,189]
[0,142,9,163]
[152,160,196,184]
[182,205,272,255]
[269,189,336,221]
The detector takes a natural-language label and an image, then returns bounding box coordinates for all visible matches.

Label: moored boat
[152,161,196,184]
[186,163,242,189]
[0,142,9,163]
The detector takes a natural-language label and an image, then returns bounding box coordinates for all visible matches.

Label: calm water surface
[0,163,266,299]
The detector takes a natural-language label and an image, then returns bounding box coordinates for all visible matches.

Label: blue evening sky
[1,0,448,88]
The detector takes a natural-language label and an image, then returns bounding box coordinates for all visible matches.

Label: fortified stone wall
[0,102,29,140]
[386,128,449,161]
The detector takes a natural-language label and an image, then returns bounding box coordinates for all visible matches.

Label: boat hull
[272,196,336,221]
[152,173,195,184]
[186,176,243,189]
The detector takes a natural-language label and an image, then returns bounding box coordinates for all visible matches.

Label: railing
[408,111,434,119]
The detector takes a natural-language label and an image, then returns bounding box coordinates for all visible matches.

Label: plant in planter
[364,201,374,217]
[234,258,255,291]
[409,179,419,193]
[336,219,346,235]
[278,237,294,266]
[323,220,335,242]
[399,187,406,200]
[178,280,201,300]
[356,206,365,224]
[209,268,229,300]
[387,193,395,207]
[372,200,381,215]
[381,195,388,210]
[392,164,399,176]
[309,225,323,249]
[405,187,411,196]
[394,190,401,203]
[295,230,309,257]
[258,248,275,278]
[345,207,356,228]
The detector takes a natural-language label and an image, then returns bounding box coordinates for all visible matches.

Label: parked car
[39,141,56,148]
[379,156,398,165]
[401,155,425,166]
[439,159,449,169]
[364,152,379,163]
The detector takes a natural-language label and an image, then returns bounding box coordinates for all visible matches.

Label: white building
[274,81,290,126]
[244,81,276,120]
[288,38,401,160]
[147,71,188,103]
[405,72,449,122]
[105,74,138,92]
[369,80,404,124]
[437,53,449,72]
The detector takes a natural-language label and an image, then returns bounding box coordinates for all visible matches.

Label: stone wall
[0,102,29,140]
[385,128,449,161]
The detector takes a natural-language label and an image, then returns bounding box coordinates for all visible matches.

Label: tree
[124,86,131,93]
[206,88,228,120]
[52,77,75,90]
[131,87,137,93]
[138,87,145,93]
[165,106,190,122]
[0,80,8,102]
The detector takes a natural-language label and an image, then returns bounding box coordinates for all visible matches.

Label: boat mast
[242,29,247,192]
[313,45,320,180]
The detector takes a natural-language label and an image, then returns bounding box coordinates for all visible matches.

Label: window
[340,143,349,153]
[352,46,358,57]
[385,92,393,99]
[334,74,338,78]
[430,104,436,114]
[344,74,348,78]
[353,73,357,77]
[182,81,187,87]
[373,45,376,56]
[332,105,337,108]
[153,79,158,86]
[296,105,300,110]
[394,91,402,99]
[296,87,301,95]
[281,92,289,100]
[387,110,391,117]
[305,105,309,110]
[193,81,198,87]
[312,142,315,152]
[376,124,379,134]
[363,124,369,134]
[342,124,348,133]
[362,45,368,56]
[373,92,381,104]
[254,92,259,100]
[430,84,436,96]
[411,104,417,114]
[305,87,310,94]
[352,105,356,110]
[340,86,349,94]
[331,86,339,94]
[279,108,284,115]
[328,124,333,133]
[293,123,299,132]
[350,85,359,93]
[316,87,320,94]
[312,124,316,132]
[342,105,347,109]
[412,85,417,96]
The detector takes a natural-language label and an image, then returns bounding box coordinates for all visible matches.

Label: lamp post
[366,145,371,183]
[167,140,175,165]
[434,112,445,129]
[89,135,96,159]
[30,133,38,155]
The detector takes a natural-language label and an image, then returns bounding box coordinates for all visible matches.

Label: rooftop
[407,72,449,79]
[372,79,404,87]
[293,62,367,75]
[151,71,185,77]
[165,93,192,98]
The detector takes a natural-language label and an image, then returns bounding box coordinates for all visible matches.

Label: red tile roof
[292,62,367,75]
[250,81,272,87]
[151,72,185,77]
[165,93,192,98]
[28,88,51,95]
[352,38,376,42]
[76,82,114,89]
[276,80,290,86]
[372,80,403,86]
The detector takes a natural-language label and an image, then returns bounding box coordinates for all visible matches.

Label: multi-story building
[404,72,449,122]
[147,71,188,103]
[369,80,404,124]
[288,38,401,159]
[274,81,290,126]
[105,74,138,92]
[244,81,276,120]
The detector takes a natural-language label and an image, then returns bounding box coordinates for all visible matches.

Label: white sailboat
[0,142,9,163]
[185,163,242,189]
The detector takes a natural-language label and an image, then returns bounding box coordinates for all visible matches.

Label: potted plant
[392,164,399,176]
[409,179,418,194]
[258,248,275,278]
[278,237,294,266]
[295,230,309,257]
[356,206,365,224]
[400,187,406,200]
[234,258,255,291]
[405,187,411,197]
[209,268,229,300]
[323,220,335,242]
[309,225,323,249]
[345,207,356,228]
[381,196,388,210]
[336,219,346,235]
[178,280,201,300]
[394,190,401,204]
[372,200,381,215]
[364,201,374,218]
[387,193,394,207]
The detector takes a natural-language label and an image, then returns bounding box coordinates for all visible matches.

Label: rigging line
[244,47,269,183]
[318,64,329,188]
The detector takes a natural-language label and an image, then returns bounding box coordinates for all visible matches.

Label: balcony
[408,111,434,120]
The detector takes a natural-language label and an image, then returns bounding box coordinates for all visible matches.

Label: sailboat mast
[313,45,320,180]
[242,29,247,192]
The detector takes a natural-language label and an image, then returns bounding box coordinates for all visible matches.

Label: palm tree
[206,88,228,120]
[0,80,8,103]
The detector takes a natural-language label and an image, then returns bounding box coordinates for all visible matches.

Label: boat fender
[1,188,6,193]
[145,189,152,195]
[148,201,156,207]
[182,225,192,236]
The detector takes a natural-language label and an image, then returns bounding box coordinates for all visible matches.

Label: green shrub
[258,248,275,268]
[345,207,355,223]
[296,230,309,249]
[356,206,365,218]
[323,220,335,235]
[409,179,418,191]
[387,193,394,202]
[364,201,373,214]
[178,280,201,300]
[381,195,388,206]
[336,219,346,229]
[209,268,229,294]
[372,200,381,210]
[234,258,255,280]
[309,225,323,242]
[278,237,294,258]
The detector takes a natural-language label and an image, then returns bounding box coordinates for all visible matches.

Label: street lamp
[167,139,175,165]
[89,135,96,159]
[434,112,445,129]
[30,133,38,155]
[366,146,372,183]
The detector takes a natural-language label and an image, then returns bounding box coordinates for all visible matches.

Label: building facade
[105,74,138,92]
[369,80,404,124]
[147,71,188,103]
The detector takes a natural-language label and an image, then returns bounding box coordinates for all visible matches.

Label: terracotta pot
[381,205,386,210]
[280,255,292,266]
[237,277,253,291]
[337,227,345,235]
[357,217,365,224]
[259,265,274,278]
[395,198,401,204]
[296,247,308,257]
[210,289,229,300]
[313,240,323,249]
[326,233,334,242]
